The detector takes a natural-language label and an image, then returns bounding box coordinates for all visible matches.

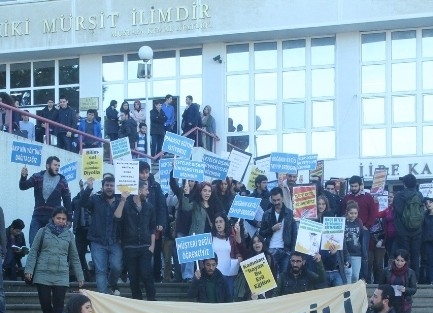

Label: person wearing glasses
[273,251,325,296]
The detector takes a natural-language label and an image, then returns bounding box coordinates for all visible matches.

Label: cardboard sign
[419,183,433,199]
[269,152,298,174]
[175,233,214,264]
[295,218,323,256]
[246,165,266,190]
[228,195,261,220]
[293,185,317,219]
[110,137,132,161]
[377,195,389,212]
[202,154,230,180]
[297,154,318,171]
[162,132,194,159]
[240,253,277,295]
[82,148,103,180]
[254,154,276,181]
[60,161,77,182]
[321,217,345,251]
[114,160,139,195]
[173,159,205,182]
[370,169,387,195]
[11,141,42,166]
[310,160,324,182]
[227,148,252,182]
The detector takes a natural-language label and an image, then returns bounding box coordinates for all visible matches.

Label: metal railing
[0,102,221,163]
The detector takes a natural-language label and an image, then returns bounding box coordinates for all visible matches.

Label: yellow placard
[82,148,103,180]
[79,97,99,111]
[240,253,277,295]
[247,166,265,190]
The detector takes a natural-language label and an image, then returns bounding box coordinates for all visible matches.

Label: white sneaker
[111,289,121,296]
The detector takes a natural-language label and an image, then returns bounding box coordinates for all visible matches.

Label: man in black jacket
[105,100,119,141]
[39,98,59,144]
[181,95,201,145]
[188,255,231,303]
[115,182,156,300]
[259,187,297,275]
[118,110,137,149]
[56,95,76,152]
[139,161,168,282]
[274,251,325,296]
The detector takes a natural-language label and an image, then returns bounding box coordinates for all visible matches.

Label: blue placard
[175,233,214,264]
[202,154,230,180]
[297,154,318,170]
[269,152,298,174]
[159,158,173,181]
[173,159,205,182]
[11,141,42,166]
[228,195,261,220]
[267,180,278,190]
[162,132,194,159]
[60,161,77,182]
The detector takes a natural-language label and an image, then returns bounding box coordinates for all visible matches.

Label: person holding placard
[118,110,137,150]
[183,182,215,235]
[114,182,156,301]
[188,255,231,303]
[80,176,122,295]
[213,178,235,215]
[211,213,243,299]
[170,171,197,282]
[344,201,368,284]
[259,187,297,276]
[235,233,276,301]
[19,156,72,246]
[314,195,335,223]
[274,251,325,296]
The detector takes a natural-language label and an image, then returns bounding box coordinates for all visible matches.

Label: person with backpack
[392,174,424,280]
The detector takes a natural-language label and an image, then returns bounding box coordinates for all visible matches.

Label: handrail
[182,126,220,152]
[0,102,158,163]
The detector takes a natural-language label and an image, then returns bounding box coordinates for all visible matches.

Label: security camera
[213,55,222,63]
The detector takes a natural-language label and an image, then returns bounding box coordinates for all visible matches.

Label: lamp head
[138,46,153,62]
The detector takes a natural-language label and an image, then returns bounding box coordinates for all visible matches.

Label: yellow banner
[81,148,103,180]
[247,166,265,190]
[240,253,277,295]
[84,280,368,313]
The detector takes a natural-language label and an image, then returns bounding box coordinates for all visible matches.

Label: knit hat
[64,294,91,313]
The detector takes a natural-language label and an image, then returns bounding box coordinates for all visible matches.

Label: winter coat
[25,226,83,286]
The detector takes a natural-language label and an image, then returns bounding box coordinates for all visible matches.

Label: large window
[101,48,202,114]
[226,37,336,159]
[0,59,79,110]
[360,28,433,157]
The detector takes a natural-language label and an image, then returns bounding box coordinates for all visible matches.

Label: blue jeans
[90,242,122,294]
[124,247,155,300]
[269,248,290,276]
[223,275,235,301]
[326,270,343,287]
[345,256,361,283]
[29,214,51,246]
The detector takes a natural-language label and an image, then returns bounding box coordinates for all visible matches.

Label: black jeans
[75,227,90,274]
[36,284,67,313]
[124,247,155,300]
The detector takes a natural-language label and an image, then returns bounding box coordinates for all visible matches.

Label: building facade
[1,0,433,186]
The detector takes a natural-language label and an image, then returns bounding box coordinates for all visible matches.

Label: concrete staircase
[4,281,433,313]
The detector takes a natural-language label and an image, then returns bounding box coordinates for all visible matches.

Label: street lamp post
[138,46,153,159]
